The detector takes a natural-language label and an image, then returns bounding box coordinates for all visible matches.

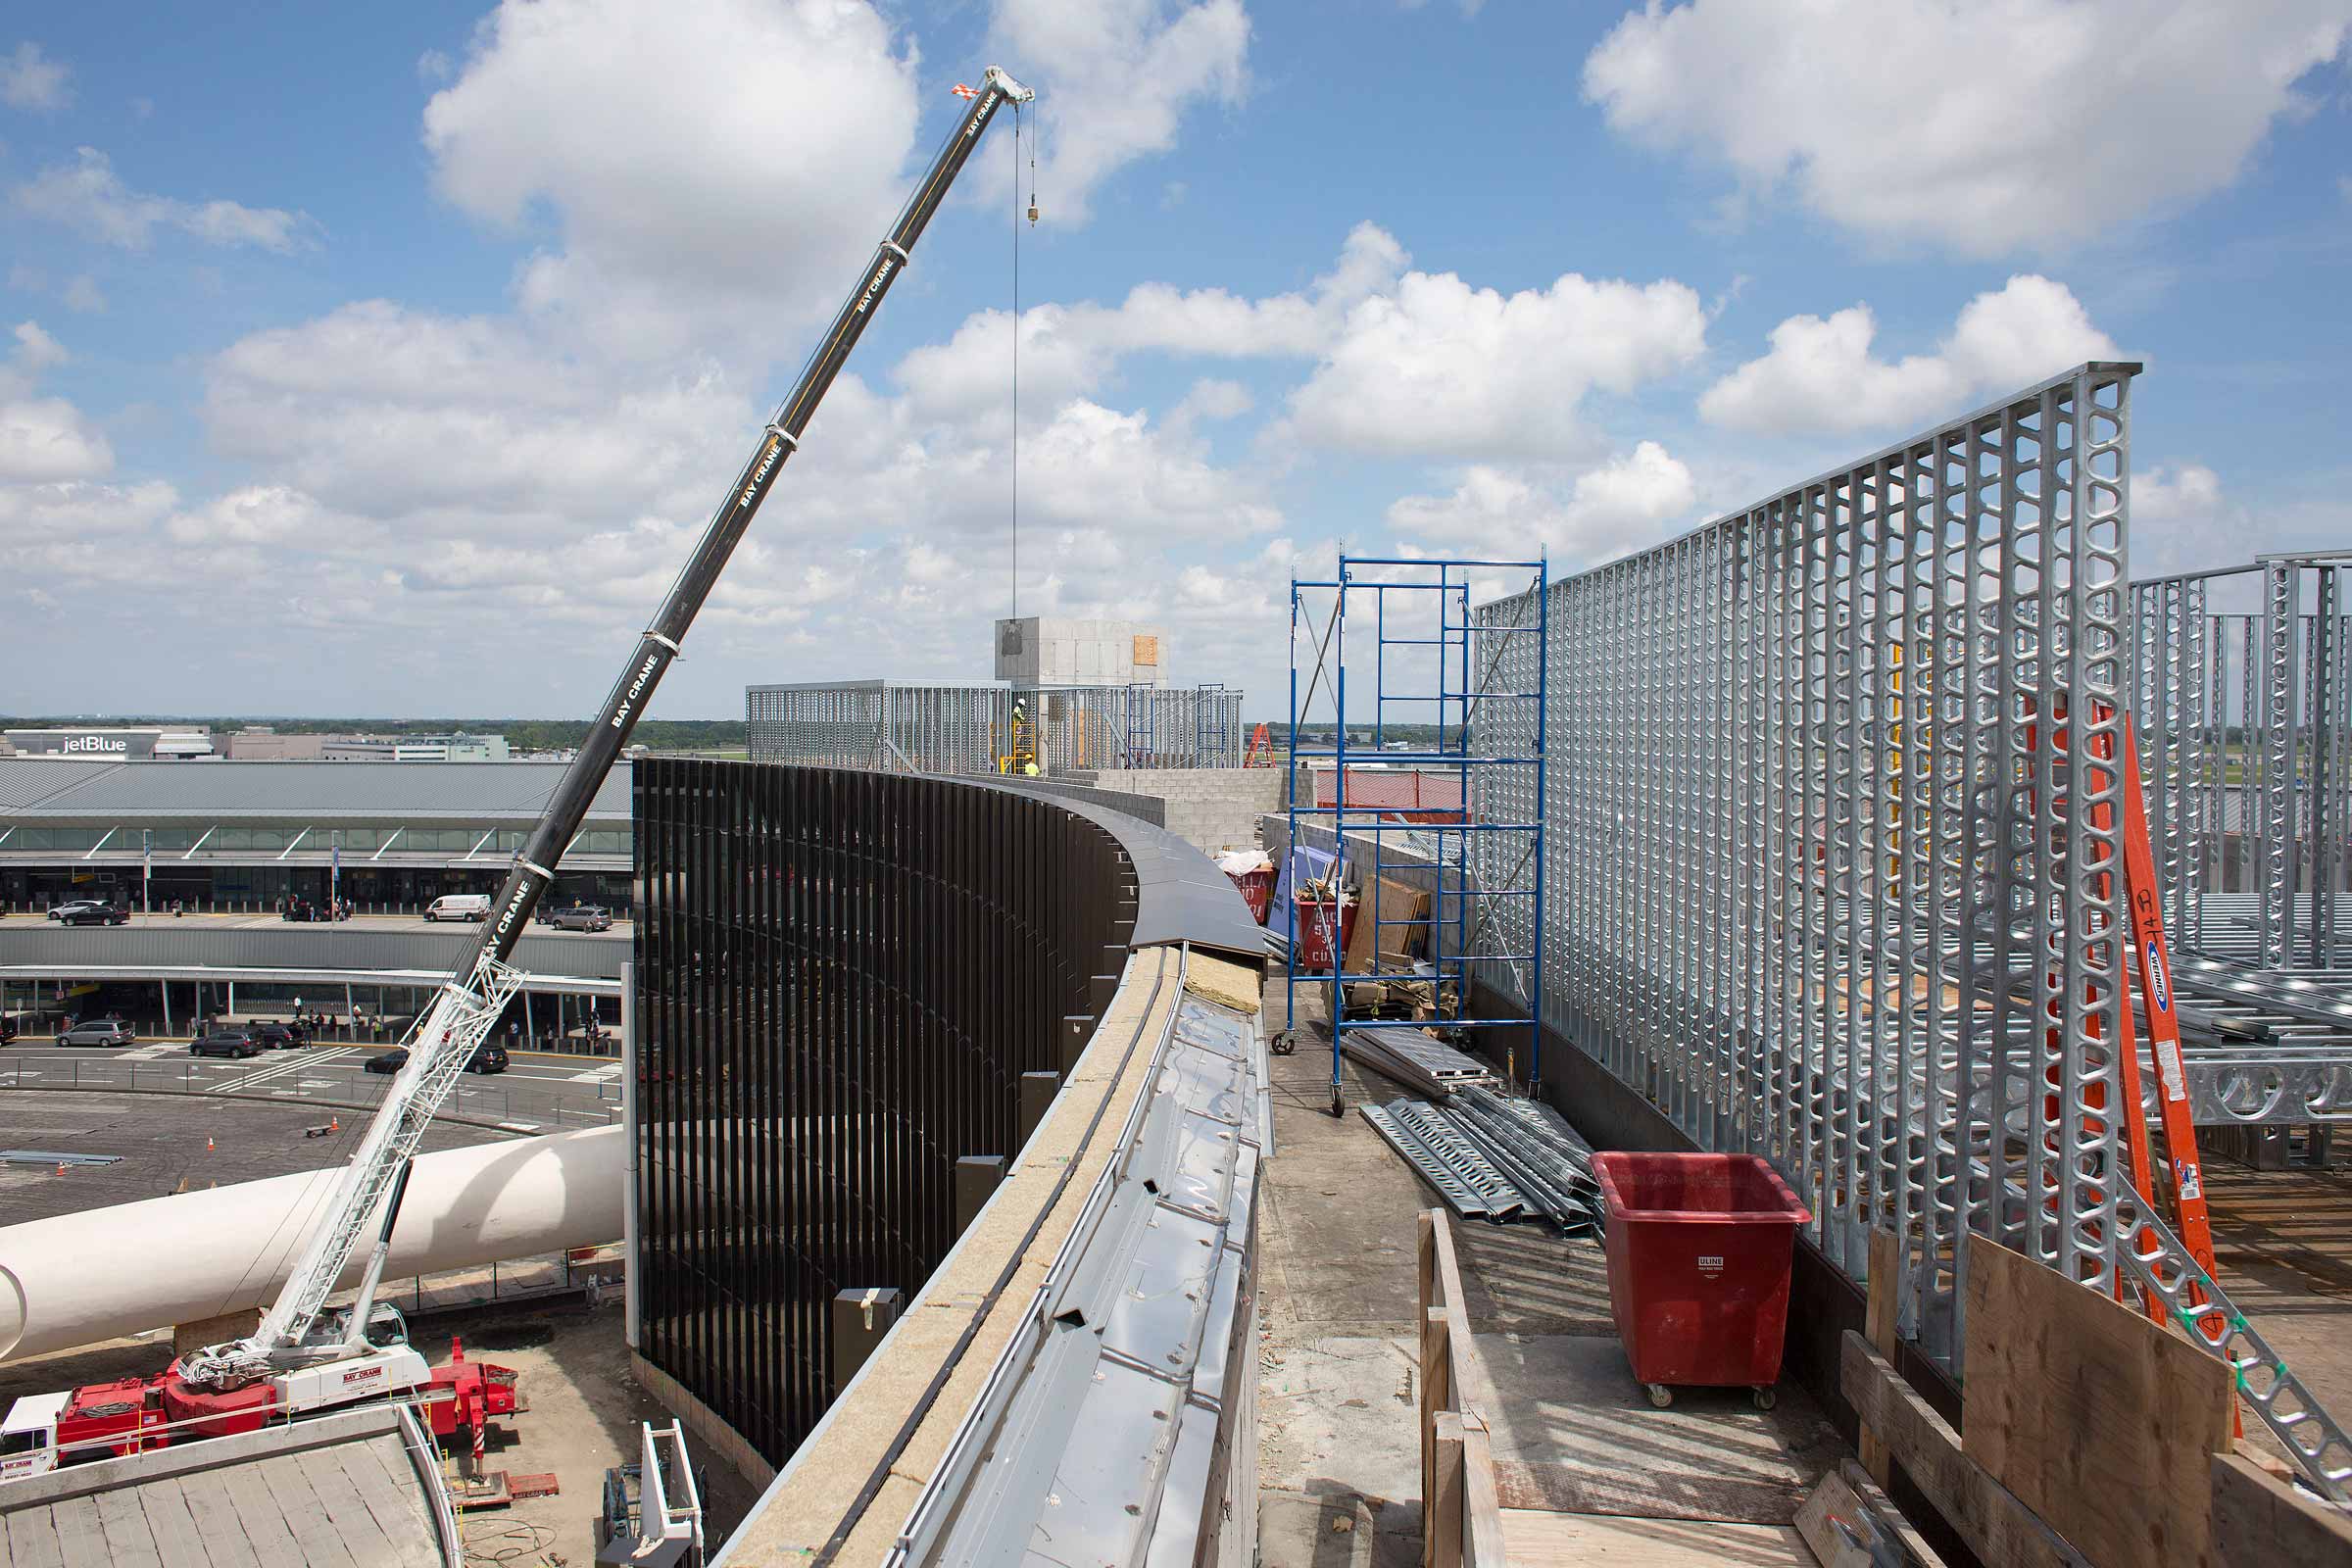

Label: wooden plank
[1423,1303,1454,1560]
[91,1489,161,1568]
[1796,1460,1945,1568]
[1860,1228,1899,1487]
[128,1481,211,1568]
[7,1506,68,1568]
[1461,1422,1507,1568]
[1795,1469,1876,1568]
[1835,1459,1943,1568]
[174,1470,258,1568]
[294,1447,396,1566]
[335,1438,438,1567]
[1497,1509,1813,1566]
[1840,1333,2088,1568]
[1348,877,1430,973]
[257,1451,360,1568]
[2210,1451,2352,1563]
[1428,1210,1498,1418]
[213,1462,306,1568]
[1961,1235,2231,1568]
[45,1498,108,1568]
[1432,1413,1467,1568]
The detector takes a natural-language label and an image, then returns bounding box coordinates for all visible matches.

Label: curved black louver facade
[630,759,1139,1465]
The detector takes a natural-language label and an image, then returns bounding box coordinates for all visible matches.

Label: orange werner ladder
[2111,716,2221,1331]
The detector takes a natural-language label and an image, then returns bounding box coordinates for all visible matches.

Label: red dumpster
[1592,1152,1810,1408]
[1291,896,1356,971]
[1229,866,1276,924]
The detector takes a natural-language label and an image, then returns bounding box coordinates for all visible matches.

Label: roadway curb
[0,1081,613,1136]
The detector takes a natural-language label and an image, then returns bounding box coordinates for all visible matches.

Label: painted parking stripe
[212,1047,359,1093]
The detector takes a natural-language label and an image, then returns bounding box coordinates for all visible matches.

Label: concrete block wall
[1069,768,1284,854]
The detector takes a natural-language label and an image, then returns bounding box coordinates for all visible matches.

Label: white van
[424,894,492,923]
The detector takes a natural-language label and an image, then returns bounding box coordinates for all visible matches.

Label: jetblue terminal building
[0,758,632,913]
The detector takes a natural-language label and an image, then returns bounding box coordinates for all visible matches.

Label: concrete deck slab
[1256,971,1848,1564]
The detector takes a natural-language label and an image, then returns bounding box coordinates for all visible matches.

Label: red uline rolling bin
[1592,1152,1811,1409]
[1291,896,1357,971]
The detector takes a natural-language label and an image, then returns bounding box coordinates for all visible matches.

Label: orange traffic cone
[206,1135,215,1152]
[55,1161,66,1175]
[329,1116,339,1133]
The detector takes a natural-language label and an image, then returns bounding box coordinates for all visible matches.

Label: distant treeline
[3,716,750,752]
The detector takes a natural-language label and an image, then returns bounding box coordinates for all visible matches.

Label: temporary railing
[1475,364,2141,1373]
[745,680,1247,774]
[1417,1207,1505,1567]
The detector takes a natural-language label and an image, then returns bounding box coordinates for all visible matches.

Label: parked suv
[56,1018,135,1048]
[542,905,613,932]
[249,1022,307,1051]
[191,1029,263,1059]
[50,900,126,926]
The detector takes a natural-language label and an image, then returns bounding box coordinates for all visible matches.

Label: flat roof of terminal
[0,758,632,821]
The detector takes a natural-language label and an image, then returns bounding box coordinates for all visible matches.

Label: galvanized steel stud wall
[745,682,1247,773]
[1477,364,2138,1372]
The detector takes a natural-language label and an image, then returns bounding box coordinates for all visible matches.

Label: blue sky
[3,0,2349,721]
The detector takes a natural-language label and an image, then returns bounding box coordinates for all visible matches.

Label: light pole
[141,828,152,918]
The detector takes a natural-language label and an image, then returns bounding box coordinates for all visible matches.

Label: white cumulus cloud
[1585,0,2352,255]
[983,0,1250,224]
[1700,275,2118,435]
[0,319,111,483]
[1289,269,1707,458]
[12,147,314,252]
[1388,442,1696,567]
[422,0,921,355]
[0,41,70,112]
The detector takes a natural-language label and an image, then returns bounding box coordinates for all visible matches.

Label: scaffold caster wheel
[1752,1387,1777,1411]
[1330,1086,1346,1119]
[1645,1384,1673,1408]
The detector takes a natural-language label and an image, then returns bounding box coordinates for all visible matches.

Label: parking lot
[1,1038,624,1132]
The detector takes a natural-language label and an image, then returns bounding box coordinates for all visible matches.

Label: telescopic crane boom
[178,65,1036,1394]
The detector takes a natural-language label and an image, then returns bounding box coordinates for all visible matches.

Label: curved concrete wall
[0,1124,623,1361]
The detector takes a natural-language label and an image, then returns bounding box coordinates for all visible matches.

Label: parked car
[542,905,613,933]
[53,902,126,927]
[424,895,491,923]
[55,1018,136,1048]
[368,1042,507,1076]
[191,1030,263,1059]
[249,1022,306,1051]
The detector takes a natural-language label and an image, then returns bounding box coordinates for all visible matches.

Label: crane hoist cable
[1011,100,1020,621]
[1009,97,1039,622]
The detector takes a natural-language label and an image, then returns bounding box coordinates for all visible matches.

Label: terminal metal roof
[0,759,632,822]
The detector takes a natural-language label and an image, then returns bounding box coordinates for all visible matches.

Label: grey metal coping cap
[955,774,1267,961]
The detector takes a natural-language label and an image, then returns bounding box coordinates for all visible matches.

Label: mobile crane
[0,64,1037,1482]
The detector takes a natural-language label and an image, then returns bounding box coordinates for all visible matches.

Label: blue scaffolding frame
[1285,555,1549,1115]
